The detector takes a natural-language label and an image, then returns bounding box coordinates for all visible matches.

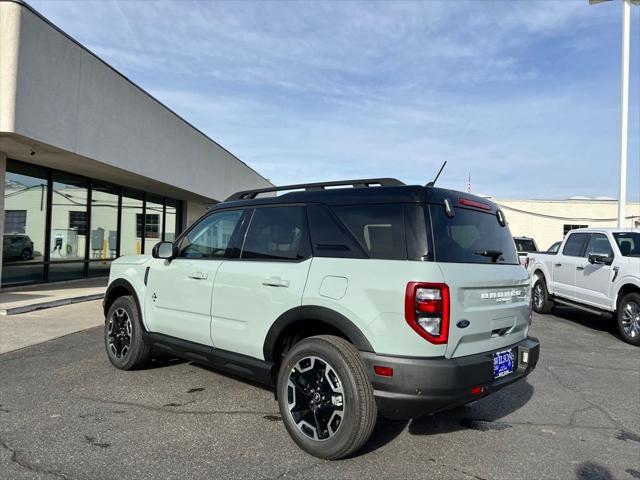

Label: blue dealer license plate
[493,349,514,379]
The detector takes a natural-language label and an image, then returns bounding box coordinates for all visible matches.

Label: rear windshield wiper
[474,250,503,262]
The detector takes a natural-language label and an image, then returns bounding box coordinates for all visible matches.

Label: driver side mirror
[588,253,613,266]
[152,241,177,260]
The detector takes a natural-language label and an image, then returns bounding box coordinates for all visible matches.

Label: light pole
[590,0,638,227]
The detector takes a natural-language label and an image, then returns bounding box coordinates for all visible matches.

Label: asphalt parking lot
[1,303,639,480]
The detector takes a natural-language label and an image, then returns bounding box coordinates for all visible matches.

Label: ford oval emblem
[456,319,470,329]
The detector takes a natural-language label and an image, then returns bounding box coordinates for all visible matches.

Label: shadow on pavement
[549,306,623,342]
[408,380,534,436]
[575,461,615,480]
[360,380,534,455]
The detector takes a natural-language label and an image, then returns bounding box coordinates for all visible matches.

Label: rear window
[430,205,518,265]
[331,204,407,260]
[515,238,537,252]
[613,232,640,257]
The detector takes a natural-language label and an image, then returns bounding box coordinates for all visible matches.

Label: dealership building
[0,0,272,287]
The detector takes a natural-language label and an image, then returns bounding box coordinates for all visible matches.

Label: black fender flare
[103,279,147,333]
[262,305,374,363]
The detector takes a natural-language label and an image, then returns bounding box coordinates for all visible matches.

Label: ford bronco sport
[103,178,540,459]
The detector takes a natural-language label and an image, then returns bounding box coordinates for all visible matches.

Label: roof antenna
[426,161,447,187]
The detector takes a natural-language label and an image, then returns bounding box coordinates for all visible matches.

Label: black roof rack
[226,178,405,201]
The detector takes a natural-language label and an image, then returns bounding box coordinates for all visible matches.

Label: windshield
[547,241,561,253]
[613,232,640,257]
[429,205,518,265]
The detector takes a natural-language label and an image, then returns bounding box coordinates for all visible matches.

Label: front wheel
[277,335,377,460]
[532,278,553,314]
[617,293,640,346]
[105,295,152,369]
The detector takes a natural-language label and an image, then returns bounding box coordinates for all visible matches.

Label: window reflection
[89,182,119,273]
[2,161,47,283]
[144,196,164,247]
[120,189,143,256]
[2,159,183,285]
[165,199,179,242]
[50,173,88,266]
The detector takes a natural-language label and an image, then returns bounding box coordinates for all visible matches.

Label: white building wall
[495,199,640,250]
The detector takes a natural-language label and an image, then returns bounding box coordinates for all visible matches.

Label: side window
[307,204,366,258]
[242,206,309,260]
[584,234,613,257]
[562,233,589,257]
[178,210,243,259]
[331,204,406,260]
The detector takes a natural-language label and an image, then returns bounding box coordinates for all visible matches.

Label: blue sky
[30,0,639,200]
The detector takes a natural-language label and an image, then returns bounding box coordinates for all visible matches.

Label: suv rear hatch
[429,202,531,359]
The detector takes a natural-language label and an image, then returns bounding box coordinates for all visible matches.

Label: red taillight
[405,282,450,344]
[374,365,394,377]
[459,197,492,211]
[471,386,485,395]
[524,257,530,269]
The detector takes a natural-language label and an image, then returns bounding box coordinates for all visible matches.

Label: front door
[553,232,589,301]
[211,205,312,360]
[144,209,245,346]
[576,233,615,309]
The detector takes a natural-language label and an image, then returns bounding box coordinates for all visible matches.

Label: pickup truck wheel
[617,293,640,346]
[532,279,553,314]
[277,335,377,460]
[105,295,152,370]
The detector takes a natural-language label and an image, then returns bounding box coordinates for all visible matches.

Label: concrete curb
[0,293,105,316]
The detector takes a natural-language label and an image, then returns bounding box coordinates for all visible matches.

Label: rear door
[144,209,245,346]
[210,205,312,360]
[553,233,589,300]
[429,203,530,358]
[575,233,615,309]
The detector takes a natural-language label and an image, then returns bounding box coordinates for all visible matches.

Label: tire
[532,278,553,314]
[104,295,152,370]
[277,335,377,460]
[20,248,32,261]
[616,293,640,346]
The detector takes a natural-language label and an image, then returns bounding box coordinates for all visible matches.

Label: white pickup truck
[527,228,640,345]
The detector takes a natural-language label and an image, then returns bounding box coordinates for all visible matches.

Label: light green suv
[103,178,540,459]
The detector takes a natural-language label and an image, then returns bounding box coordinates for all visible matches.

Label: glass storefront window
[2,161,48,284]
[89,181,120,274]
[144,196,164,250]
[50,173,88,270]
[2,159,183,285]
[165,199,179,242]
[120,189,143,256]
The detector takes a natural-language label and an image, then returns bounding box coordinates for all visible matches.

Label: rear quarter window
[331,204,407,260]
[430,205,518,265]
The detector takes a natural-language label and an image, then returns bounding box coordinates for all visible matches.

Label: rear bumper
[360,337,540,420]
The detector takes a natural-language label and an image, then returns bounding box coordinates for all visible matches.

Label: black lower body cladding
[360,337,540,420]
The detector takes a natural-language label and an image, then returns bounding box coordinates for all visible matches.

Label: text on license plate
[493,349,514,379]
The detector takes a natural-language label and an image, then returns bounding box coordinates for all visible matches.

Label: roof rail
[226,178,405,201]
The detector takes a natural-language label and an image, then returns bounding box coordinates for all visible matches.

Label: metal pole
[618,0,631,227]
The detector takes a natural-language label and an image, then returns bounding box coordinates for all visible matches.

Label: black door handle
[576,266,585,271]
[555,263,562,267]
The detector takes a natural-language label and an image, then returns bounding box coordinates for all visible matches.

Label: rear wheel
[277,335,377,459]
[617,293,640,346]
[532,278,553,314]
[105,296,152,369]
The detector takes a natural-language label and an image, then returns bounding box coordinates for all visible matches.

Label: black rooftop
[217,178,499,213]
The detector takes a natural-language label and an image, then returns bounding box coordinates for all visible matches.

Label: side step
[552,297,608,316]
